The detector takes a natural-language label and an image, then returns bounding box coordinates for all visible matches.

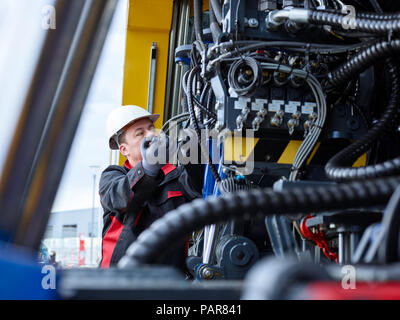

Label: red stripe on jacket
[168,190,183,198]
[101,216,124,268]
[162,163,176,175]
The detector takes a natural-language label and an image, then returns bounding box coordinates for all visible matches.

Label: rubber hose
[219,177,254,195]
[325,60,400,182]
[368,0,383,14]
[193,97,217,119]
[228,56,262,96]
[327,40,400,87]
[210,0,222,23]
[118,176,400,267]
[209,2,222,44]
[186,66,221,182]
[194,0,204,43]
[308,10,400,34]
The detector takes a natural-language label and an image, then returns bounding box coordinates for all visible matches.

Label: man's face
[119,118,157,166]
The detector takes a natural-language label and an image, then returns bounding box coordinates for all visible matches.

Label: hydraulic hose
[118,176,400,267]
[323,8,397,20]
[227,56,262,96]
[209,1,222,44]
[210,0,222,24]
[308,9,400,34]
[327,39,400,87]
[357,12,399,20]
[368,0,383,14]
[194,0,204,43]
[321,7,395,20]
[185,67,221,183]
[325,60,400,182]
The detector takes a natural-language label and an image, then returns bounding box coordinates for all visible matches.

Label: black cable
[328,40,400,87]
[368,0,384,13]
[205,86,215,130]
[186,67,221,183]
[352,102,370,129]
[193,96,217,119]
[199,82,210,106]
[212,40,376,64]
[325,60,400,182]
[117,176,400,267]
[227,56,262,96]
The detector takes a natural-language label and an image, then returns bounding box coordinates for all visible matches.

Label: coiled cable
[227,56,262,96]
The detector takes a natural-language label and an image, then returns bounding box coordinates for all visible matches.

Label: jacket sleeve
[178,164,203,200]
[99,162,162,213]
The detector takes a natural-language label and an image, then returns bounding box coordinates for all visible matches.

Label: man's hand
[141,134,176,176]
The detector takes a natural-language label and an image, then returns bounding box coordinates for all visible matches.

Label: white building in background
[42,208,103,268]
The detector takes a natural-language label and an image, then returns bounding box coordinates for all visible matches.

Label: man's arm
[99,162,162,213]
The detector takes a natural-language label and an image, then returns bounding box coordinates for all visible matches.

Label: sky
[0,0,128,212]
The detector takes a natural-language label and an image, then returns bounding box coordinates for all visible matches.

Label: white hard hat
[106,105,160,150]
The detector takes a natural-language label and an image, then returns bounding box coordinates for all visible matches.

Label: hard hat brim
[108,113,160,150]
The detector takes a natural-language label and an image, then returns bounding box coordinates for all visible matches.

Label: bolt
[202,267,214,280]
[270,116,280,127]
[248,18,259,28]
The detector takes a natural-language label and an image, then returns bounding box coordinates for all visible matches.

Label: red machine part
[300,215,339,263]
[304,282,400,300]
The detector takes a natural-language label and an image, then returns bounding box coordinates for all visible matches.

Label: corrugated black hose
[327,40,400,87]
[118,176,400,267]
[308,9,400,33]
[325,60,400,182]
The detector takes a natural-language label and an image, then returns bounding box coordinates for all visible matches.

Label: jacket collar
[124,160,133,170]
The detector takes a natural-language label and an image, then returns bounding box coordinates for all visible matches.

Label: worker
[99,105,202,270]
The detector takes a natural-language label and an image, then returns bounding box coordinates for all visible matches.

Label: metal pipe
[338,230,351,264]
[13,0,118,249]
[177,0,190,115]
[171,0,189,117]
[163,0,180,121]
[147,42,157,114]
[0,0,87,242]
